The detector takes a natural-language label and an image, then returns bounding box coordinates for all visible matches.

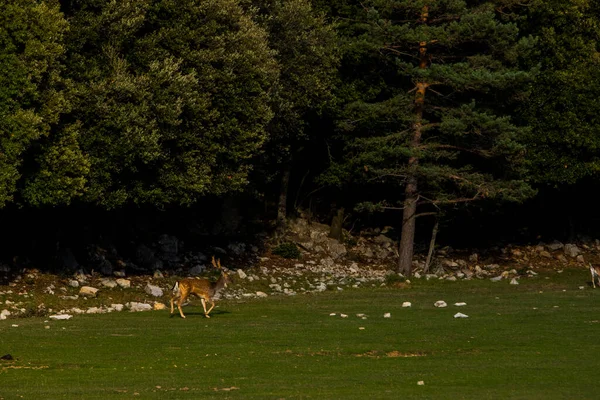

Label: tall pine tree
[328,0,535,274]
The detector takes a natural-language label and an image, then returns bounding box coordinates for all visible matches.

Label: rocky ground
[1,217,598,321]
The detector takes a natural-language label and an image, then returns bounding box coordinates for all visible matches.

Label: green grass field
[1,269,599,399]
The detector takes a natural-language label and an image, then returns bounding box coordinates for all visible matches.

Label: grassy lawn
[1,268,599,399]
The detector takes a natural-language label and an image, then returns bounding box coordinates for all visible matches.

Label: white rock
[49,314,72,320]
[86,307,103,314]
[256,291,268,298]
[79,286,99,296]
[340,314,348,318]
[1,309,11,320]
[153,302,167,310]
[490,275,503,282]
[100,279,117,288]
[454,302,467,306]
[384,313,391,318]
[417,381,425,386]
[116,278,131,289]
[111,304,124,312]
[454,312,469,318]
[144,283,163,297]
[127,302,152,312]
[510,278,519,285]
[434,300,447,308]
[402,302,412,308]
[237,269,247,279]
[69,280,80,288]
[329,313,336,316]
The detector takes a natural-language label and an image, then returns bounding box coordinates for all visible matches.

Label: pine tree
[329,0,536,274]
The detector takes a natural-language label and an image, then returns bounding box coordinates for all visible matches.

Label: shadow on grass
[168,309,231,318]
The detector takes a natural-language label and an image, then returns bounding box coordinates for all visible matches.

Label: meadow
[1,268,599,399]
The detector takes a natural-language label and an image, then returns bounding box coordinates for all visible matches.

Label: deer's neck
[213,274,228,294]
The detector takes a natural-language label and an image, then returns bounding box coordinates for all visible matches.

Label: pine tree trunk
[398,5,429,276]
[399,178,418,275]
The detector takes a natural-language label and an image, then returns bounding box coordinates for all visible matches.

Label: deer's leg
[593,273,596,288]
[170,296,176,314]
[201,298,211,318]
[206,300,215,316]
[177,292,188,319]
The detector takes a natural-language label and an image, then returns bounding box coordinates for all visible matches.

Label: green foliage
[0,0,68,207]
[520,0,600,185]
[323,0,536,213]
[58,0,278,208]
[272,241,301,258]
[245,0,340,195]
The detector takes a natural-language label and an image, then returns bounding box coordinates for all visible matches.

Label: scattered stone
[402,302,412,308]
[79,286,99,296]
[153,270,164,279]
[546,241,564,251]
[153,302,167,310]
[127,302,152,312]
[69,280,80,288]
[116,278,131,289]
[384,313,391,318]
[417,381,425,386]
[237,269,247,279]
[100,279,117,288]
[340,314,348,318]
[434,301,447,308]
[256,291,268,298]
[144,283,163,297]
[1,309,11,320]
[454,312,469,318]
[539,251,553,259]
[510,278,519,285]
[454,302,467,306]
[564,243,581,258]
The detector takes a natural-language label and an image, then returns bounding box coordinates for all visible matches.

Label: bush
[273,242,301,259]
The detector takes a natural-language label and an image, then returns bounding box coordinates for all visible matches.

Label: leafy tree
[244,0,339,232]
[325,0,536,274]
[0,0,68,207]
[57,0,278,208]
[521,0,600,185]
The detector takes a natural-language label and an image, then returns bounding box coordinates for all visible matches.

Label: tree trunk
[424,219,439,274]
[399,178,418,275]
[276,162,291,236]
[329,208,344,241]
[398,5,429,276]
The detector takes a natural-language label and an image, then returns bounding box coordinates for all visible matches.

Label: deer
[170,256,231,318]
[590,263,600,288]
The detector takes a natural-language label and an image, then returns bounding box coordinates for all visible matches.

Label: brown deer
[590,263,600,288]
[170,257,231,318]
